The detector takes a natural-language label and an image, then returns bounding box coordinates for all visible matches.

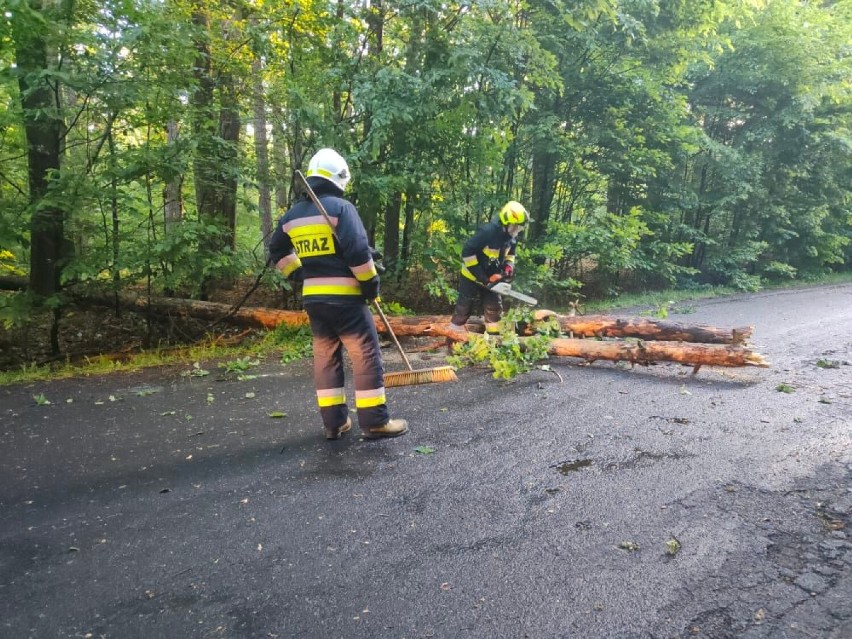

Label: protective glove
[370,247,386,275]
[501,263,514,283]
[488,273,503,284]
[360,276,380,301]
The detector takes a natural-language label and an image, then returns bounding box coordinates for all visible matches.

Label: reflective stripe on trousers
[451,277,503,333]
[306,302,389,431]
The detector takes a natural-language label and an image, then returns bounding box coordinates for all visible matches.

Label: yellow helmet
[498,201,530,226]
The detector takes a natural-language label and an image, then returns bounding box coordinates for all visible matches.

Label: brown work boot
[363,419,409,440]
[325,416,352,441]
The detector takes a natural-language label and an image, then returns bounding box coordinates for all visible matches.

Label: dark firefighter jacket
[268,179,378,304]
[460,220,517,284]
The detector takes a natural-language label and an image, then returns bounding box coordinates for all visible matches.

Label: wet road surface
[1,283,851,638]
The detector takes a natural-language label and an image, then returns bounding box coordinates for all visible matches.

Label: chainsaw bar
[489,282,538,306]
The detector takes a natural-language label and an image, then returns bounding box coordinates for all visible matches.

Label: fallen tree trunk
[79,291,310,329]
[78,293,749,343]
[542,311,752,345]
[74,292,766,368]
[546,337,767,369]
[439,327,768,369]
[6,281,754,345]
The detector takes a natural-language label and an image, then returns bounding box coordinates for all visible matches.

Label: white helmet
[306,148,351,191]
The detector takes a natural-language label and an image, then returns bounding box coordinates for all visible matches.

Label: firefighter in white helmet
[268,148,408,440]
[448,200,531,336]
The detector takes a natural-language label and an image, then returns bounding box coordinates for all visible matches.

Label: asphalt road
[1,284,851,639]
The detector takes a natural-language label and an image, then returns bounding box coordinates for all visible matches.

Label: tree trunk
[271,105,291,211]
[213,70,240,252]
[529,137,557,242]
[546,312,752,345]
[191,8,241,297]
[545,337,766,369]
[252,54,274,249]
[401,191,415,271]
[13,0,65,299]
[190,5,216,226]
[384,191,402,273]
[163,121,183,233]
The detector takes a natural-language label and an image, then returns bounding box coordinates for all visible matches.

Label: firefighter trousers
[305,301,390,432]
[451,277,503,334]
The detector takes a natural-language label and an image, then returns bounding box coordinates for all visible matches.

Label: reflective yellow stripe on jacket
[276,253,302,277]
[350,259,378,282]
[302,277,362,297]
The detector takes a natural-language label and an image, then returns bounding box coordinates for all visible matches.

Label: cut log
[547,337,767,368]
[78,291,309,329]
[439,328,767,369]
[531,309,751,344]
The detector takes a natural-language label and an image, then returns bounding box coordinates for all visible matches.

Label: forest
[2,0,851,357]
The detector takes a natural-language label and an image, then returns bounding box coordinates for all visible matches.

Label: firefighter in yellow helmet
[448,201,531,335]
[268,148,408,440]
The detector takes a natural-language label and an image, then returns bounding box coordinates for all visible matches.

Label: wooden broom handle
[370,297,414,372]
[294,170,414,373]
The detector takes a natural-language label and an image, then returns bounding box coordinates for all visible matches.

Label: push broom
[295,171,458,388]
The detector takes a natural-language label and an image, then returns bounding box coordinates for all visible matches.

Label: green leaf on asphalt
[775,383,795,393]
[182,362,210,377]
[414,446,436,455]
[665,538,681,556]
[268,412,286,418]
[816,359,840,369]
[33,393,50,406]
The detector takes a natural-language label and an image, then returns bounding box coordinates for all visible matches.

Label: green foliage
[219,356,260,375]
[32,393,50,406]
[816,359,840,370]
[182,362,210,378]
[379,300,414,316]
[704,241,768,291]
[270,324,313,364]
[761,261,797,281]
[447,309,555,380]
[0,292,34,329]
[640,300,676,320]
[2,0,849,358]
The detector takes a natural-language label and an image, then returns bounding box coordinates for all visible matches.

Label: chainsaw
[488,281,538,306]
